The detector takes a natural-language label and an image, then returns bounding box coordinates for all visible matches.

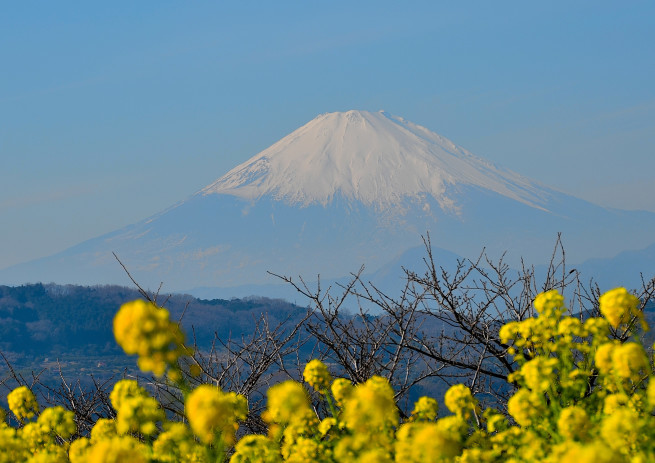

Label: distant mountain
[184,243,464,301]
[0,283,306,385]
[575,242,655,291]
[205,110,549,210]
[2,110,655,294]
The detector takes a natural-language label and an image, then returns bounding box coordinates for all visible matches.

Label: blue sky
[1,1,654,269]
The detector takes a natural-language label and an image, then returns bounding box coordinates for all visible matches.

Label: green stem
[325,391,339,418]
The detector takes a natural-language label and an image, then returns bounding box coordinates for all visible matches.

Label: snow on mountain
[2,110,655,295]
[203,110,550,212]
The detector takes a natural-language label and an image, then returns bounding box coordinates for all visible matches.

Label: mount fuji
[3,110,655,294]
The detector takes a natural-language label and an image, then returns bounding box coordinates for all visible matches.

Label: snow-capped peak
[201,110,550,210]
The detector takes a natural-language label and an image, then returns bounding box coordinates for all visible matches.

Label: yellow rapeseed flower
[185,384,248,445]
[109,380,166,436]
[7,386,39,421]
[280,412,321,458]
[330,378,354,407]
[598,287,645,330]
[483,408,507,433]
[600,408,642,454]
[265,380,312,425]
[410,396,439,422]
[558,317,586,337]
[395,419,465,462]
[86,436,147,463]
[283,436,321,463]
[612,342,650,381]
[520,357,558,393]
[152,422,209,463]
[333,434,374,462]
[584,317,610,342]
[26,447,68,463]
[113,299,190,377]
[507,389,542,427]
[558,441,618,463]
[115,395,164,436]
[533,289,565,315]
[557,406,589,440]
[303,359,332,393]
[342,376,398,433]
[89,418,117,443]
[37,406,76,439]
[18,422,48,453]
[444,384,477,419]
[457,448,489,463]
[499,321,520,344]
[594,342,617,374]
[230,435,282,463]
[68,437,91,463]
[357,448,393,462]
[318,417,338,436]
[603,393,630,415]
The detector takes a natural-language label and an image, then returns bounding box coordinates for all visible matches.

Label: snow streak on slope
[203,110,551,211]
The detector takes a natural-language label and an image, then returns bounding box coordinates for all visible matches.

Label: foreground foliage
[1,286,655,462]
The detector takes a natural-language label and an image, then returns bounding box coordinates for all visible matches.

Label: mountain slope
[2,110,654,293]
[204,110,550,211]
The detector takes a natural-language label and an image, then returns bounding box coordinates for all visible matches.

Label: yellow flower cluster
[533,288,565,315]
[595,341,649,382]
[3,289,655,461]
[231,435,282,462]
[37,405,77,439]
[0,375,248,462]
[185,384,248,445]
[263,380,313,426]
[110,379,165,436]
[444,384,478,420]
[410,396,439,422]
[302,359,332,393]
[0,388,77,462]
[396,417,467,462]
[7,386,39,421]
[492,286,655,461]
[113,299,190,377]
[84,436,148,463]
[556,405,589,440]
[341,375,398,434]
[506,388,543,427]
[330,378,353,406]
[598,286,644,329]
[152,422,209,462]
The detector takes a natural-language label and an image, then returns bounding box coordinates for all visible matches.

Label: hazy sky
[2,1,654,269]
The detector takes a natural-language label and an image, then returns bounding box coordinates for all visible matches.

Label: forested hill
[0,283,306,359]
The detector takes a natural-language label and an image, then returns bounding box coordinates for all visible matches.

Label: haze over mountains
[3,110,654,296]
